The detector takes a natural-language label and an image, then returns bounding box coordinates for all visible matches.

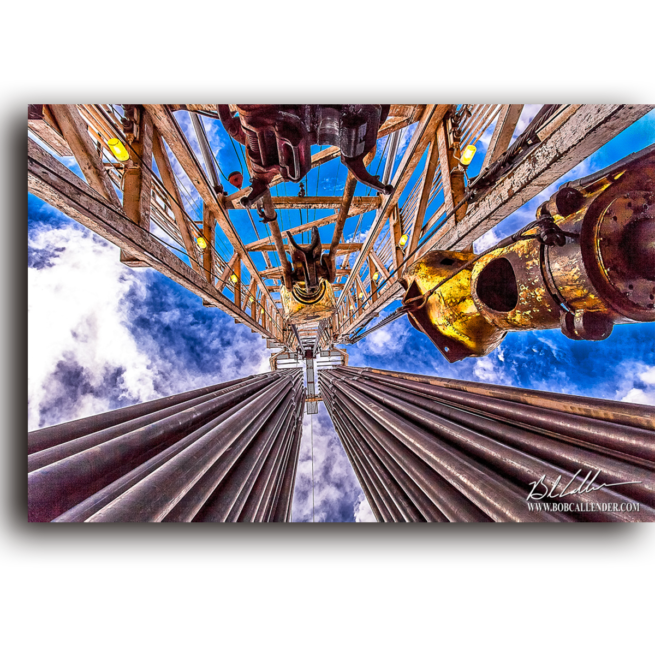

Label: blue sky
[27,106,655,522]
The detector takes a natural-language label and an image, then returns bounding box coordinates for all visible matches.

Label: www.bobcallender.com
[527,502,641,513]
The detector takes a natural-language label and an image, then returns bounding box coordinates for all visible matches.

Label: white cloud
[28,225,158,429]
[620,365,655,406]
[354,494,375,522]
[28,221,270,430]
[356,311,411,357]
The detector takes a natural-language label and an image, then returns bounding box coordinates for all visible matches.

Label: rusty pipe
[323,372,489,522]
[161,382,295,522]
[355,375,655,507]
[28,375,254,455]
[339,374,654,522]
[355,370,655,464]
[327,373,567,522]
[259,189,293,289]
[28,374,283,522]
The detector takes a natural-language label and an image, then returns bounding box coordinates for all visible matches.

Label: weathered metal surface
[280,279,337,324]
[402,249,505,362]
[320,366,655,523]
[401,144,655,361]
[218,104,393,208]
[28,370,304,522]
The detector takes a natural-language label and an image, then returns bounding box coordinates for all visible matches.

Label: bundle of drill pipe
[28,370,305,522]
[320,366,655,522]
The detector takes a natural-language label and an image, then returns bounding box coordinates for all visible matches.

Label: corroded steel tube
[29,370,304,523]
[339,374,655,522]
[324,370,566,522]
[325,374,490,523]
[356,375,655,507]
[28,376,255,455]
[356,369,655,463]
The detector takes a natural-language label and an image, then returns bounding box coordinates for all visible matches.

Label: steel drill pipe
[351,369,655,463]
[330,408,390,522]
[238,383,304,522]
[28,375,272,473]
[337,374,654,522]
[28,370,304,522]
[322,370,567,522]
[87,378,294,522]
[238,394,301,522]
[28,376,255,455]
[272,401,305,522]
[328,388,413,522]
[266,421,297,523]
[359,367,655,431]
[196,381,304,522]
[54,390,266,523]
[323,386,389,521]
[355,375,655,508]
[28,375,281,521]
[195,397,293,522]
[334,394,436,522]
[333,391,473,523]
[324,381,431,522]
[336,408,416,522]
[161,384,295,522]
[325,374,492,522]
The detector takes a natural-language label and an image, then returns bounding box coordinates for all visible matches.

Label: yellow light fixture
[399,234,408,247]
[372,271,379,281]
[261,308,265,314]
[196,236,208,249]
[359,292,364,299]
[230,273,238,284]
[460,144,477,167]
[249,296,254,304]
[107,138,130,162]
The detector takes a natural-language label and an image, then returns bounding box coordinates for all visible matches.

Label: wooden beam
[389,205,403,281]
[120,109,154,268]
[418,104,655,256]
[217,253,239,293]
[48,104,120,205]
[251,242,362,253]
[28,105,73,157]
[151,128,203,274]
[245,204,370,251]
[202,204,215,284]
[481,104,524,170]
[262,266,350,279]
[337,104,451,308]
[335,282,404,340]
[436,120,455,217]
[404,136,440,270]
[28,139,274,337]
[143,105,280,320]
